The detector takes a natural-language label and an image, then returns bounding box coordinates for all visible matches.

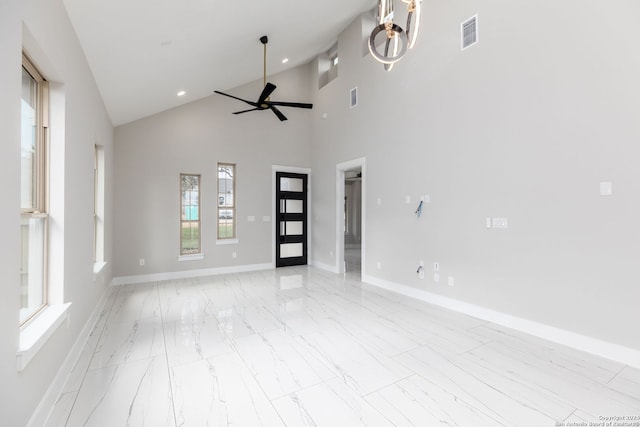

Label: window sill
[216,239,239,246]
[178,253,205,262]
[17,303,72,371]
[93,261,107,274]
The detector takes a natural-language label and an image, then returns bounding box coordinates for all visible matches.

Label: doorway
[275,171,308,267]
[336,158,365,277]
[344,169,362,276]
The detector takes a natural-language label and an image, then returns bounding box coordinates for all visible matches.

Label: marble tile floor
[45,266,640,426]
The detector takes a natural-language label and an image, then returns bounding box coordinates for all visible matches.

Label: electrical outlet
[139,258,145,266]
[376,261,382,270]
[232,252,237,259]
[434,273,440,283]
[448,276,455,287]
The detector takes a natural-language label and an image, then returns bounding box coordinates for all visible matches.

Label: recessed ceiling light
[177,91,186,96]
[281,58,289,64]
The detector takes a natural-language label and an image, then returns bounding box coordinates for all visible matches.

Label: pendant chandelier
[368,0,422,71]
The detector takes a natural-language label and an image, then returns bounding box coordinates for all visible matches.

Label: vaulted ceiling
[62,0,376,126]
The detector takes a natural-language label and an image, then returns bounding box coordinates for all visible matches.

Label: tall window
[20,54,49,325]
[94,144,105,266]
[217,163,236,239]
[180,174,201,255]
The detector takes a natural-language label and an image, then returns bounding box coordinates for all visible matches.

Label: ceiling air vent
[350,87,358,109]
[461,15,478,50]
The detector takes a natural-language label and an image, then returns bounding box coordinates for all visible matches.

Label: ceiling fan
[214,36,313,122]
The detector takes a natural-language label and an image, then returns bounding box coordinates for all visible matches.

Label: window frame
[180,173,201,255]
[217,163,236,240]
[93,144,105,268]
[20,53,49,327]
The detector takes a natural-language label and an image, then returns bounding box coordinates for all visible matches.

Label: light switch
[600,181,613,196]
[248,216,256,222]
[492,218,508,229]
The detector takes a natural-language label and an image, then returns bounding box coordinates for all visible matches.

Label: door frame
[336,157,366,275]
[272,165,311,267]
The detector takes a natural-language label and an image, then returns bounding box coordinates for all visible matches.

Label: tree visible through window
[20,53,49,325]
[180,174,200,254]
[217,163,236,239]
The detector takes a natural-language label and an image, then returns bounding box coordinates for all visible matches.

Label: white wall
[113,65,312,278]
[0,0,114,424]
[309,1,640,351]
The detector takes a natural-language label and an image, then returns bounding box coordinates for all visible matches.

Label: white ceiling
[62,0,376,126]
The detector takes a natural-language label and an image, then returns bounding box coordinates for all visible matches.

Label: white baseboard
[28,286,112,427]
[362,274,640,370]
[309,259,340,274]
[112,262,274,286]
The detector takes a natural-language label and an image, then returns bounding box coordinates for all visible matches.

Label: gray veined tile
[158,280,214,324]
[339,284,410,315]
[164,315,234,368]
[108,282,161,324]
[272,378,394,427]
[379,308,492,355]
[89,317,165,370]
[323,312,423,357]
[201,277,275,312]
[43,391,77,427]
[171,352,284,427]
[364,374,505,427]
[609,366,640,400]
[298,325,412,395]
[396,345,558,426]
[66,356,175,427]
[85,285,120,351]
[463,341,640,415]
[215,304,284,339]
[469,324,626,384]
[60,341,95,394]
[233,329,336,399]
[50,267,640,427]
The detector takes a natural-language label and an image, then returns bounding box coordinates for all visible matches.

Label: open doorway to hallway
[336,157,365,279]
[344,169,362,278]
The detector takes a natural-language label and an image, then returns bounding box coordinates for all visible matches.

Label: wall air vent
[350,87,358,109]
[461,15,478,50]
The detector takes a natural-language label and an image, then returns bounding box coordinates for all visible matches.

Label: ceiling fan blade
[257,83,277,105]
[233,108,260,115]
[268,101,313,109]
[213,91,256,106]
[270,106,288,121]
